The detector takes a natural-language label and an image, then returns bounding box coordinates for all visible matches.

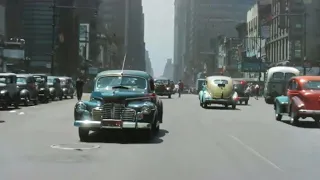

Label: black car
[17,74,39,106]
[233,80,249,105]
[33,74,50,103]
[48,76,64,101]
[59,76,75,99]
[0,73,20,109]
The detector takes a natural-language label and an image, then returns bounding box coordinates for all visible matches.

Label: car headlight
[204,92,211,98]
[141,106,151,114]
[75,102,86,113]
[0,90,7,94]
[166,87,170,90]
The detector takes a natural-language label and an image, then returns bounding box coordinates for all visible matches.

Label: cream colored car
[199,76,239,109]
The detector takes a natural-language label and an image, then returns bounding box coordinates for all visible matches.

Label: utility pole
[51,0,56,75]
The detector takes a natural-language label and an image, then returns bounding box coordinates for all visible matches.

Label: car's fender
[291,96,305,112]
[199,90,204,102]
[274,96,289,114]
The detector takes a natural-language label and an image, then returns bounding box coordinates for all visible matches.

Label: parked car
[33,74,50,103]
[16,74,38,106]
[48,76,63,101]
[274,76,320,126]
[0,73,20,109]
[58,77,74,99]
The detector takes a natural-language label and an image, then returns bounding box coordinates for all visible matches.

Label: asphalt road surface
[1,94,320,180]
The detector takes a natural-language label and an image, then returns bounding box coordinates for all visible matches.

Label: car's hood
[91,89,147,100]
[207,83,233,99]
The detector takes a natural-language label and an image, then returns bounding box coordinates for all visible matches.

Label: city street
[1,94,320,179]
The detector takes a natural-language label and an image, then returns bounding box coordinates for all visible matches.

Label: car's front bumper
[203,98,235,105]
[238,96,249,101]
[298,109,320,116]
[74,120,151,129]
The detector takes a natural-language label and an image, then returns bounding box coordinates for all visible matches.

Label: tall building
[175,0,255,84]
[173,0,189,82]
[0,0,4,37]
[126,0,145,71]
[145,50,153,76]
[162,58,173,80]
[99,0,127,69]
[267,0,320,71]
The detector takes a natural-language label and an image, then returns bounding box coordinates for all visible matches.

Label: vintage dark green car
[154,77,173,98]
[74,70,163,142]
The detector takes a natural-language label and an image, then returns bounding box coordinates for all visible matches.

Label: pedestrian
[254,83,260,100]
[76,77,85,101]
[178,80,184,98]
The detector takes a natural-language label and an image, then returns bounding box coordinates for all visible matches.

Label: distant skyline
[142,0,174,77]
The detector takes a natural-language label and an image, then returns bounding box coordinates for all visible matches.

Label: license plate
[101,120,122,128]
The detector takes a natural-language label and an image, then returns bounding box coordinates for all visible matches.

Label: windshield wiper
[112,85,129,89]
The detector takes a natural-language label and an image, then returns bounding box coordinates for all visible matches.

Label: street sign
[241,61,267,72]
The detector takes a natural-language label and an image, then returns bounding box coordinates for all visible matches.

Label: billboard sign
[241,61,268,72]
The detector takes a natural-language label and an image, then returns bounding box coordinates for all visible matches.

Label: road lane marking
[229,135,284,172]
[50,144,100,150]
[9,110,16,113]
[18,112,25,115]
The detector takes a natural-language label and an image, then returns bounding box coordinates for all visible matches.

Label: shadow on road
[281,120,319,129]
[205,106,240,110]
[0,107,20,111]
[84,129,168,144]
[0,120,5,123]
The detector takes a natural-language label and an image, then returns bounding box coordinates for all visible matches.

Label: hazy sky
[142,0,174,77]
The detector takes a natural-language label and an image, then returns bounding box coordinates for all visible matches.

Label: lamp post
[50,1,98,75]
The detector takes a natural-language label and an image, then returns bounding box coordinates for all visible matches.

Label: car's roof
[268,66,300,73]
[0,73,16,76]
[97,70,151,79]
[16,74,33,77]
[206,75,232,81]
[294,76,320,81]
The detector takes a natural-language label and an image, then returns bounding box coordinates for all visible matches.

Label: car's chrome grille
[91,108,103,121]
[100,103,136,121]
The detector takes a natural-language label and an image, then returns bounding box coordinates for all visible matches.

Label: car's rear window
[213,80,228,84]
[304,81,320,90]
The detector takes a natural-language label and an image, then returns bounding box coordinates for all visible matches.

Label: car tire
[232,104,236,109]
[59,95,63,100]
[24,96,30,106]
[70,95,74,99]
[168,94,171,98]
[224,104,228,108]
[290,108,299,126]
[33,97,38,105]
[245,100,248,105]
[275,113,282,121]
[78,128,90,142]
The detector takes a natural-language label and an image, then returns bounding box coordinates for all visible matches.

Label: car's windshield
[17,77,27,84]
[60,79,66,85]
[270,72,296,81]
[304,81,320,90]
[155,79,169,85]
[0,76,12,84]
[34,76,46,83]
[213,79,228,84]
[96,76,147,90]
[47,78,54,84]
